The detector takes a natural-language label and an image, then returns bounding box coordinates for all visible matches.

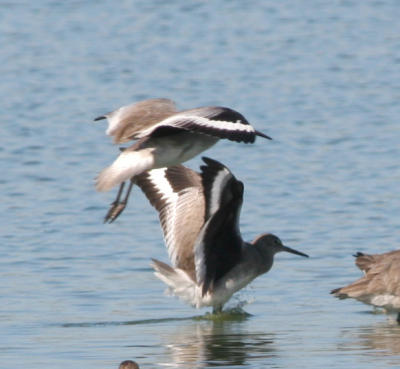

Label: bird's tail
[330,287,348,299]
[96,148,155,192]
[151,259,201,307]
[331,278,370,299]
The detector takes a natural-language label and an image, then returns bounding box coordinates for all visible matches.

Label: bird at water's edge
[134,157,308,313]
[331,250,400,323]
[93,98,271,223]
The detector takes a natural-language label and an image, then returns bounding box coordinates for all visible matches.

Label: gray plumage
[135,157,308,313]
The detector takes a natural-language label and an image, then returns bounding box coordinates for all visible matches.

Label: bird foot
[104,201,127,223]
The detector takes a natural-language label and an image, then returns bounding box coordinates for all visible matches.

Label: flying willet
[134,157,308,313]
[94,98,271,222]
[118,360,139,369]
[331,250,400,323]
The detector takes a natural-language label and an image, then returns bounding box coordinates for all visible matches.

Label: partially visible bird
[331,250,400,323]
[118,360,139,369]
[134,157,308,313]
[94,98,271,222]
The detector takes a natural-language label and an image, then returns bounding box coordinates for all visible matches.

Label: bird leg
[397,312,400,324]
[104,182,125,223]
[104,180,134,223]
[212,305,223,315]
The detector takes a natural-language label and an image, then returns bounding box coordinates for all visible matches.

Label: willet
[94,98,271,222]
[118,360,139,369]
[331,250,400,323]
[134,157,308,313]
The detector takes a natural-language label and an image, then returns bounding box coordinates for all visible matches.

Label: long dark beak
[281,245,309,258]
[94,115,106,121]
[255,130,272,140]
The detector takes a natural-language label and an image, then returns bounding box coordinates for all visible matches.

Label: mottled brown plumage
[135,165,204,279]
[331,250,400,323]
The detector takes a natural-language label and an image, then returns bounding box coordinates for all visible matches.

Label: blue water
[2,0,400,368]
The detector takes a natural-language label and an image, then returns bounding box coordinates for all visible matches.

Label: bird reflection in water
[161,319,276,368]
[337,322,400,365]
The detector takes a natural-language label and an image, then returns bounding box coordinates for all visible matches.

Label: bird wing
[354,250,400,273]
[136,106,269,143]
[333,254,400,298]
[194,157,244,296]
[354,252,380,273]
[363,255,400,296]
[134,165,205,277]
[383,257,400,296]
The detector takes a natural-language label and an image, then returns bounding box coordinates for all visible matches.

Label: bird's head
[253,233,309,258]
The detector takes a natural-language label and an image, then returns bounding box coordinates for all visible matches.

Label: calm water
[2,0,400,368]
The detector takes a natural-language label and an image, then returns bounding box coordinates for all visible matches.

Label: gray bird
[134,157,308,313]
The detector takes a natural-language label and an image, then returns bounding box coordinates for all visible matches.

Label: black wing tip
[330,288,347,299]
[255,130,272,140]
[353,252,364,258]
[200,157,230,177]
[330,287,342,295]
[201,156,224,168]
[94,115,106,121]
[235,179,244,197]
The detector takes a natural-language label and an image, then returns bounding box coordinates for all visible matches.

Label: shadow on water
[61,307,252,328]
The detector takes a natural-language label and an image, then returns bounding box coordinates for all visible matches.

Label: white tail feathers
[151,259,202,307]
[96,149,155,191]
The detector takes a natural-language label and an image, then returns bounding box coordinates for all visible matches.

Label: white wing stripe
[137,115,255,138]
[208,168,231,217]
[147,169,180,266]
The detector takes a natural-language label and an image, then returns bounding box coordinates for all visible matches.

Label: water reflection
[339,320,400,365]
[162,319,276,368]
[355,322,400,356]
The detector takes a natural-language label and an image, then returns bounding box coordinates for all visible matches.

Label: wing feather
[135,165,205,277]
[137,107,262,143]
[194,157,244,295]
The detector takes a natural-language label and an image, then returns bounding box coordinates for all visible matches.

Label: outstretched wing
[135,165,205,277]
[136,106,270,143]
[194,157,244,295]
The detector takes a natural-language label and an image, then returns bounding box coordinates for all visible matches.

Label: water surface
[2,1,400,368]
